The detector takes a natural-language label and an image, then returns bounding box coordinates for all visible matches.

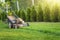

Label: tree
[43,5,51,22]
[37,4,43,22]
[52,5,59,22]
[20,9,27,21]
[26,7,31,22]
[30,6,37,22]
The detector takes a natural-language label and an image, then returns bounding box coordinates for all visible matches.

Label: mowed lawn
[0,21,60,40]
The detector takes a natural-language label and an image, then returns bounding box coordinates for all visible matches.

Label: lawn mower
[6,11,29,29]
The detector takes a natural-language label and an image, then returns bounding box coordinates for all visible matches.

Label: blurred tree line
[0,0,60,22]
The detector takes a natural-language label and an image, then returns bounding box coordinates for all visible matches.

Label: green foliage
[19,9,27,21]
[5,0,12,2]
[0,12,7,21]
[53,5,59,22]
[58,11,60,22]
[30,6,37,22]
[26,7,31,22]
[0,2,7,21]
[0,0,60,22]
[37,5,43,22]
[51,5,59,22]
[43,6,51,22]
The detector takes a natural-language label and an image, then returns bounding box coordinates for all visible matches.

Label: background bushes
[18,9,27,21]
[17,5,60,22]
[26,7,31,22]
[0,5,60,22]
[43,5,51,22]
[37,5,43,22]
[50,5,60,22]
[30,6,37,22]
[0,0,60,22]
[53,5,59,22]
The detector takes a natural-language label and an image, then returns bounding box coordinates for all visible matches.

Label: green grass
[0,21,60,40]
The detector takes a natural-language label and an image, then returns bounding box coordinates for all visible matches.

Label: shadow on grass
[20,28,60,36]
